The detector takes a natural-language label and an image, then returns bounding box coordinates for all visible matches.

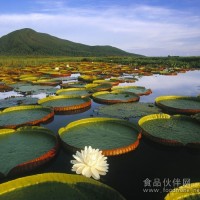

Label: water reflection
[121,70,200,102]
[0,91,22,99]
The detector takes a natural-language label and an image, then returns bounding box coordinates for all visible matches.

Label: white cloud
[0,4,200,56]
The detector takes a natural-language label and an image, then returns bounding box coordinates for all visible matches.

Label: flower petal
[91,167,100,180]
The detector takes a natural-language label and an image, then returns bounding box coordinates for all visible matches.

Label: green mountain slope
[0,28,141,56]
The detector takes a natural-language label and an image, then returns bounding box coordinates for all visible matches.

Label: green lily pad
[92,91,140,104]
[165,182,200,200]
[85,83,112,92]
[112,86,152,96]
[78,75,99,83]
[10,83,57,95]
[0,97,38,109]
[31,79,61,86]
[0,127,58,176]
[0,173,126,200]
[138,114,200,147]
[38,95,91,112]
[59,117,141,156]
[110,77,138,83]
[61,81,87,89]
[93,79,120,86]
[56,88,91,97]
[155,96,200,114]
[0,105,54,128]
[94,102,162,119]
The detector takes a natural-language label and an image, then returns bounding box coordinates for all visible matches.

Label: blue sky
[0,0,200,56]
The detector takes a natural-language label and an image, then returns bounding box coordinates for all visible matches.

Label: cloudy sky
[0,0,200,56]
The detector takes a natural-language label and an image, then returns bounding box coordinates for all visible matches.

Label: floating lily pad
[56,88,91,97]
[38,95,91,112]
[165,182,200,200]
[92,91,140,104]
[44,71,71,78]
[0,105,54,128]
[0,173,126,200]
[10,83,57,95]
[59,117,141,156]
[155,96,200,114]
[31,79,61,86]
[0,127,58,177]
[19,76,40,82]
[93,79,120,86]
[110,77,138,83]
[0,97,39,109]
[112,86,152,96]
[119,77,138,83]
[85,83,112,92]
[138,114,200,147]
[95,102,162,119]
[61,81,87,89]
[78,75,99,83]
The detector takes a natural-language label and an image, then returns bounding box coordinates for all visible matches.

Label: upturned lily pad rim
[155,95,200,114]
[138,113,200,147]
[0,105,54,129]
[112,85,152,96]
[165,182,200,200]
[0,173,126,200]
[38,95,91,112]
[0,126,59,177]
[92,91,140,104]
[59,117,142,156]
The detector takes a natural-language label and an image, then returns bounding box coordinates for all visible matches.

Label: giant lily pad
[48,71,71,77]
[94,102,162,119]
[93,79,120,86]
[92,91,140,104]
[0,127,58,177]
[85,83,112,92]
[0,97,38,109]
[78,75,99,83]
[59,117,141,156]
[165,182,200,200]
[112,86,152,96]
[155,96,200,114]
[138,114,200,147]
[0,173,126,200]
[0,105,54,128]
[10,83,57,95]
[31,79,61,86]
[61,81,86,89]
[56,88,91,97]
[38,95,91,112]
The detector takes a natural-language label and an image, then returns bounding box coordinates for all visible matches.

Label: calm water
[0,70,200,200]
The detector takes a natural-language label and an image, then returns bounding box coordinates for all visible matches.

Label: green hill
[0,28,141,57]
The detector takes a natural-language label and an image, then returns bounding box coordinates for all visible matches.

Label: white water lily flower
[71,146,109,180]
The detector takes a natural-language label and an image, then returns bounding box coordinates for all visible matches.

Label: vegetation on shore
[0,55,199,69]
